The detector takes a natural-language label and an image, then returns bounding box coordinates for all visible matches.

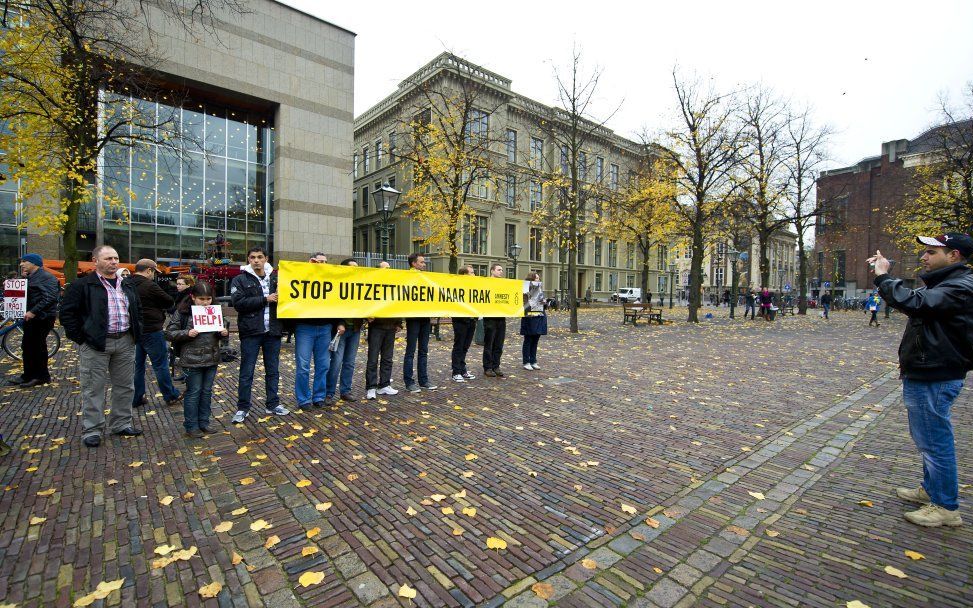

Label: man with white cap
[869,232,973,527]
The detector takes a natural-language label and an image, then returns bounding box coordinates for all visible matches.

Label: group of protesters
[12,245,548,445]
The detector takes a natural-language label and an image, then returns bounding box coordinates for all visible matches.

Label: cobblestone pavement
[0,307,969,607]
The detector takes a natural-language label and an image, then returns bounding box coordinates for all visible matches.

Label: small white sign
[3,278,27,320]
[190,305,224,333]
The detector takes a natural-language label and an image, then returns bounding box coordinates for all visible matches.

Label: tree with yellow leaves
[599,153,679,301]
[395,56,507,273]
[0,0,244,282]
[888,86,973,255]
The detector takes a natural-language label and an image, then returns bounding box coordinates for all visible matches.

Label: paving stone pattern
[0,307,969,607]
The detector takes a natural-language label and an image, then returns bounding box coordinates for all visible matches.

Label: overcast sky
[285,0,973,168]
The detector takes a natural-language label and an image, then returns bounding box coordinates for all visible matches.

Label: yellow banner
[277,261,525,319]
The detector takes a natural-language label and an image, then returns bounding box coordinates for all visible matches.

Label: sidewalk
[0,308,968,607]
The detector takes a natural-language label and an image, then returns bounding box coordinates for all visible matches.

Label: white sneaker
[530,363,539,370]
[366,389,377,400]
[266,405,289,416]
[452,374,467,383]
[523,364,533,370]
[462,372,476,380]
[231,410,248,424]
[377,386,399,395]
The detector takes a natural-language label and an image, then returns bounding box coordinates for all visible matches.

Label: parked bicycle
[0,318,62,361]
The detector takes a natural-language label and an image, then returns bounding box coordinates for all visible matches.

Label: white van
[612,287,643,303]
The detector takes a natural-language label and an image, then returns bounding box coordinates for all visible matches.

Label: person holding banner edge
[231,247,287,423]
[16,253,59,388]
[403,253,437,393]
[326,258,363,404]
[366,261,401,400]
[483,263,507,378]
[451,265,477,383]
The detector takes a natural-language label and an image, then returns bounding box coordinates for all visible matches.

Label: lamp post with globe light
[668,261,677,309]
[371,182,400,262]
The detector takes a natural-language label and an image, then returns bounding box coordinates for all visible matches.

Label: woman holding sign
[165,282,229,438]
[520,272,548,371]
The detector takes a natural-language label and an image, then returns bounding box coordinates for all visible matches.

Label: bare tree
[661,71,744,323]
[783,107,832,314]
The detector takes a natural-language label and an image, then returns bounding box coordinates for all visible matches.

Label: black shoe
[340,393,357,402]
[19,379,47,388]
[83,435,101,448]
[324,396,336,406]
[312,401,326,408]
[199,426,216,434]
[484,369,497,377]
[494,369,505,378]
[133,396,147,407]
[112,427,143,437]
[185,429,204,439]
[166,395,183,407]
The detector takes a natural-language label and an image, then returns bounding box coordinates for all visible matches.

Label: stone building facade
[1,0,354,273]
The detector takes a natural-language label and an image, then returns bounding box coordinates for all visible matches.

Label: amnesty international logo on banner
[277,261,525,319]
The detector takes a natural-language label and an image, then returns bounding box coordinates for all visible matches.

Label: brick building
[813,123,962,297]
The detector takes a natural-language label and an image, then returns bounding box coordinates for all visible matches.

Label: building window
[352,190,358,219]
[361,186,369,215]
[609,163,619,190]
[530,137,544,168]
[608,240,618,268]
[363,147,370,173]
[465,109,489,142]
[578,151,587,181]
[462,215,488,255]
[505,223,516,256]
[594,272,603,292]
[715,267,725,286]
[360,228,369,253]
[627,274,635,288]
[529,227,543,261]
[577,236,585,264]
[608,272,618,292]
[625,243,634,269]
[596,157,604,182]
[505,175,517,208]
[375,140,383,169]
[560,144,569,174]
[353,152,358,179]
[594,237,603,266]
[529,180,542,211]
[389,131,397,161]
[657,245,668,270]
[469,263,488,276]
[506,129,517,164]
[474,172,489,199]
[559,270,567,291]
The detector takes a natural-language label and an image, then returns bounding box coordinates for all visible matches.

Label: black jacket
[164,304,227,368]
[230,266,282,338]
[875,263,973,381]
[59,273,143,351]
[130,274,174,333]
[26,267,60,320]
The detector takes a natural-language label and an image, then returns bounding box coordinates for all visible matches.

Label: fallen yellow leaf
[904,550,925,560]
[486,537,507,551]
[748,491,766,500]
[231,552,243,565]
[301,546,319,557]
[231,507,248,516]
[198,581,222,598]
[264,535,280,549]
[214,521,233,533]
[239,477,255,486]
[430,494,446,502]
[315,502,333,512]
[36,488,56,496]
[29,516,46,525]
[846,601,871,608]
[441,507,455,515]
[765,530,780,537]
[620,503,637,515]
[236,446,249,454]
[465,453,478,461]
[250,519,272,532]
[295,479,312,488]
[398,583,418,599]
[858,500,873,507]
[298,571,325,587]
[159,496,174,506]
[581,558,598,570]
[462,507,477,517]
[532,582,555,600]
[73,578,125,607]
[884,565,908,579]
[645,517,660,529]
[406,506,418,516]
[129,461,143,468]
[306,527,321,538]
[154,544,177,556]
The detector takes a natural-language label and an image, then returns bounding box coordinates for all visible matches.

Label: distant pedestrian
[744,291,756,319]
[866,292,881,326]
[170,275,195,382]
[230,247,286,423]
[759,287,773,321]
[521,272,547,370]
[483,263,507,377]
[165,281,228,438]
[366,262,400,400]
[130,259,181,408]
[870,234,973,527]
[451,265,477,383]
[820,292,832,319]
[403,253,436,392]
[60,245,143,448]
[16,254,59,388]
[327,259,363,403]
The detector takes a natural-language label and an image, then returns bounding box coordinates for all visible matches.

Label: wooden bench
[780,304,795,316]
[431,317,453,340]
[622,302,664,325]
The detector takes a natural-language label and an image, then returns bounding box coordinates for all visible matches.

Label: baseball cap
[916,233,973,258]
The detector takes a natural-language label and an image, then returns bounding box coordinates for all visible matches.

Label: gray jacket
[164,307,227,368]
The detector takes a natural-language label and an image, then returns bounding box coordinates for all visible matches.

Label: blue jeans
[294,323,332,406]
[903,378,964,510]
[327,327,360,398]
[236,332,281,411]
[822,303,830,319]
[134,330,180,404]
[183,365,217,431]
[404,318,431,386]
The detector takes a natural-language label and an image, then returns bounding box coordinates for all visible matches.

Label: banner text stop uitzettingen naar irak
[277,261,525,319]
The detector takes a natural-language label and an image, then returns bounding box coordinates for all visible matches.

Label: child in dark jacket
[164,282,229,438]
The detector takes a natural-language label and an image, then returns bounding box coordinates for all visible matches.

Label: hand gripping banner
[277,261,525,319]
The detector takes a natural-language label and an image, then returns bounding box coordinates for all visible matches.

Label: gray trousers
[80,334,136,439]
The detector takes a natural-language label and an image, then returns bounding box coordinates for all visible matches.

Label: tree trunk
[639,246,651,304]
[687,222,704,323]
[758,231,770,289]
[567,236,579,333]
[62,195,81,286]
[797,229,809,315]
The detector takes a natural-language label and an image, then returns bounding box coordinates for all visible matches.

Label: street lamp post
[371,182,401,263]
[507,243,522,278]
[668,262,676,309]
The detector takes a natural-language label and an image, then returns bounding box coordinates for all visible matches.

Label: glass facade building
[0,161,22,277]
[97,94,276,264]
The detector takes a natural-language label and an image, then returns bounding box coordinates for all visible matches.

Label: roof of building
[269,1,356,37]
